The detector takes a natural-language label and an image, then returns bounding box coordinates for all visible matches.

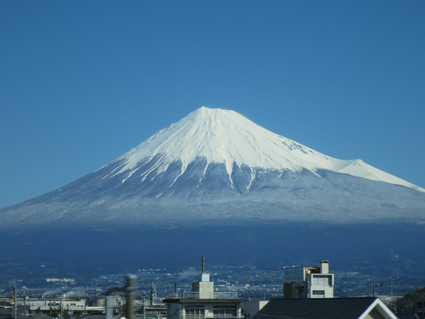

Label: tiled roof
[252,297,380,319]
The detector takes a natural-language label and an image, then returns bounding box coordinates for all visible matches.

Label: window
[312,290,325,295]
[213,305,237,318]
[185,306,205,319]
[312,275,332,286]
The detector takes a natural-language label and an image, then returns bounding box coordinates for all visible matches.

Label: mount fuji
[1,106,424,229]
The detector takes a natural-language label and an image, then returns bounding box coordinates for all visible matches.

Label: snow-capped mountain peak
[111,107,423,192]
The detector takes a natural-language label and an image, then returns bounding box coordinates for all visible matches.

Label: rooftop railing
[181,291,239,299]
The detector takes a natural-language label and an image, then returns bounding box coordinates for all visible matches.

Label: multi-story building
[283,260,334,299]
[164,257,245,319]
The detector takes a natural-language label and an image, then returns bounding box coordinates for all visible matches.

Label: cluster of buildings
[1,258,420,319]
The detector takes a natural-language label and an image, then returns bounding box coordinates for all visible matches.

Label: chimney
[202,256,205,273]
[201,256,210,282]
[320,260,329,274]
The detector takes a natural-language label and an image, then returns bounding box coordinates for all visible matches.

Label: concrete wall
[242,300,269,318]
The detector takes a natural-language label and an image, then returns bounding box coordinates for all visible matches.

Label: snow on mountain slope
[108,107,423,192]
[337,159,421,190]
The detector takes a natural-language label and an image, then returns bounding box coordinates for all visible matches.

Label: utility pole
[49,295,53,318]
[142,295,146,319]
[150,283,156,306]
[368,283,379,297]
[173,283,178,298]
[23,288,26,316]
[13,287,17,319]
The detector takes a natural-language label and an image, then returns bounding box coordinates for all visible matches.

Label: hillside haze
[1,107,424,229]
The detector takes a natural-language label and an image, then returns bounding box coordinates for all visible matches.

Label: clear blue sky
[1,1,424,208]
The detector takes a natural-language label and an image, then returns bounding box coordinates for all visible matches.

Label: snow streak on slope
[109,107,423,192]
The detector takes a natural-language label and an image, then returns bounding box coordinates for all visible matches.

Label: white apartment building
[283,260,334,299]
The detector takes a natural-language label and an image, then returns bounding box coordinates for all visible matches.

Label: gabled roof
[252,297,398,319]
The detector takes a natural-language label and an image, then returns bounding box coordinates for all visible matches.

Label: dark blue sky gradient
[1,1,424,208]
